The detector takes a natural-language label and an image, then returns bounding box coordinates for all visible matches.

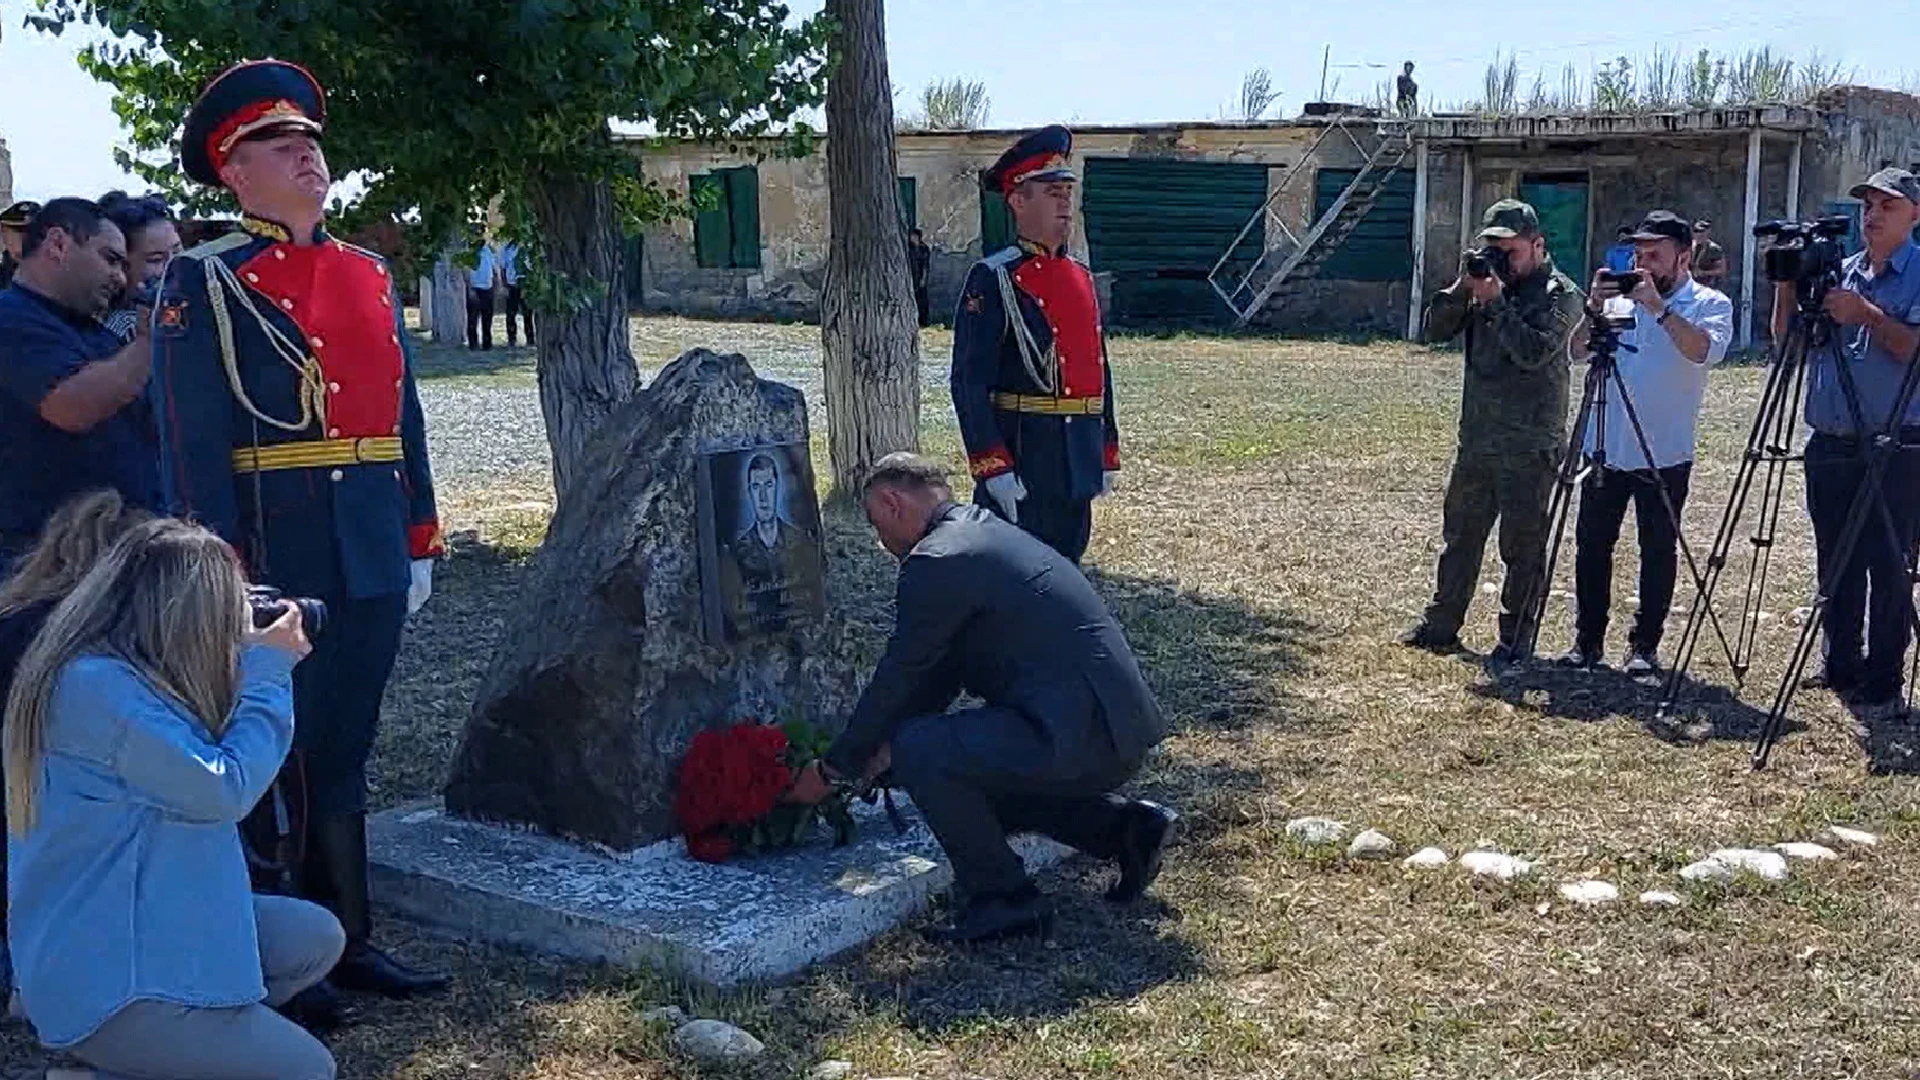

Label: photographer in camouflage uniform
[1401,199,1585,662]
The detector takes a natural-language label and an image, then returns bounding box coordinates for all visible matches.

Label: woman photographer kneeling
[6,518,342,1079]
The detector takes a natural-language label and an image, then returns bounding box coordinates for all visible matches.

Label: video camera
[247,585,328,637]
[1464,244,1511,281]
[1755,215,1851,296]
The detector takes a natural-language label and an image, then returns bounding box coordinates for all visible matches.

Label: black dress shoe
[1108,800,1178,903]
[923,888,1051,945]
[1397,623,1463,655]
[331,941,451,998]
[277,979,360,1034]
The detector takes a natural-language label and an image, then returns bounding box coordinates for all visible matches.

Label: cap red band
[1002,152,1070,193]
[205,98,319,176]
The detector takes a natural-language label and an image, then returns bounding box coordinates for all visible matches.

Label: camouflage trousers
[1422,446,1559,644]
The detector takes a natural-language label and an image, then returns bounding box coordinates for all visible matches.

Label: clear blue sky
[3,1,1913,205]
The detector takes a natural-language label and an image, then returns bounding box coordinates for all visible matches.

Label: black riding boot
[305,812,450,998]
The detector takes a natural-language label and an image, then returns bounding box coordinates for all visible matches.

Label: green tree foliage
[29,0,832,502]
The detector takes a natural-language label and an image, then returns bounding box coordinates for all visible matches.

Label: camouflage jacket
[1422,259,1584,455]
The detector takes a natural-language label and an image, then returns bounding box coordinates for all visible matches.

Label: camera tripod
[1656,295,1920,768]
[1510,312,1741,672]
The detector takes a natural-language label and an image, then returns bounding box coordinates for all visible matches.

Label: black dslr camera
[1464,244,1511,280]
[247,585,327,637]
[1595,268,1644,296]
[1755,215,1851,294]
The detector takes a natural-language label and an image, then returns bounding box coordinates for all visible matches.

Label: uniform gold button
[379,295,391,307]
[392,424,402,435]
[377,265,387,276]
[280,298,294,310]
[393,379,402,389]
[312,337,325,349]
[329,469,344,482]
[389,334,399,345]
[274,250,287,261]
[245,273,259,283]
[328,381,341,392]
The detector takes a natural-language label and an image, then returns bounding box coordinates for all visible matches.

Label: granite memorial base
[367,797,1071,988]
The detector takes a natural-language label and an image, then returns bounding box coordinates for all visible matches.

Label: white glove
[407,558,434,615]
[1101,470,1118,496]
[982,472,1027,525]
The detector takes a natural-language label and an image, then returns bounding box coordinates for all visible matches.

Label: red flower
[686,831,736,863]
[674,722,796,861]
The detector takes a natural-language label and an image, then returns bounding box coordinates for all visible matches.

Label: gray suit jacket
[827,503,1167,779]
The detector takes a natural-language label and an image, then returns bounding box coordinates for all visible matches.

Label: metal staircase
[1208,116,1416,328]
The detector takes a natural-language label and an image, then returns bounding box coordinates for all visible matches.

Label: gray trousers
[67,896,343,1080]
[890,705,1138,900]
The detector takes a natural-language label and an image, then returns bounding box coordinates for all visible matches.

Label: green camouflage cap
[1477,198,1539,240]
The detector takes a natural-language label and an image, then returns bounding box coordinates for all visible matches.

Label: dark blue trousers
[976,489,1092,565]
[1804,431,1920,697]
[293,592,408,815]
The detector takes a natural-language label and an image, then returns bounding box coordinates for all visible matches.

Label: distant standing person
[500,240,532,346]
[0,200,38,289]
[467,240,498,350]
[1691,219,1727,292]
[908,227,932,327]
[1603,225,1636,275]
[1396,62,1419,116]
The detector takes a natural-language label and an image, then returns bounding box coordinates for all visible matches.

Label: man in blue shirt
[1564,211,1733,673]
[467,240,498,350]
[500,240,531,346]
[1773,168,1920,710]
[0,197,154,565]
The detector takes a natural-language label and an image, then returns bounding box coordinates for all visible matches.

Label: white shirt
[471,245,497,289]
[1583,275,1732,470]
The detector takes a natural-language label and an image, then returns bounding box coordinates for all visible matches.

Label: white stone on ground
[1775,842,1839,862]
[1683,848,1789,883]
[673,1020,766,1064]
[807,1062,854,1080]
[1827,826,1879,848]
[1403,847,1449,870]
[1639,890,1684,907]
[1348,829,1396,859]
[640,1005,687,1025]
[1459,850,1533,881]
[1557,880,1619,906]
[1285,817,1347,845]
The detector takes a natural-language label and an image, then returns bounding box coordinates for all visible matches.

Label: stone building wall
[0,133,13,206]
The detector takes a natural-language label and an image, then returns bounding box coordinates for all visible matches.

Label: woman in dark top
[0,488,148,998]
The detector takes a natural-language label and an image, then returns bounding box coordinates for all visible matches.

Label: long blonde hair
[0,489,151,617]
[6,519,250,835]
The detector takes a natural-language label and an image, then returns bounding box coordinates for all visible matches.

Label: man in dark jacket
[788,453,1176,943]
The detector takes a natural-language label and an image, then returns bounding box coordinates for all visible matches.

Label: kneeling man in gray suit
[787,453,1177,943]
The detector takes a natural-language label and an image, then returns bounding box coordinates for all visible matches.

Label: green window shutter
[1311,168,1415,282]
[896,176,918,232]
[690,173,729,269]
[980,188,1015,253]
[723,165,760,270]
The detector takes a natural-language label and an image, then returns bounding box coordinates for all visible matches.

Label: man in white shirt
[466,241,498,351]
[1561,210,1734,673]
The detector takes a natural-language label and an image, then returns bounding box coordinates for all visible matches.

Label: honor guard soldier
[151,59,449,1000]
[951,125,1119,564]
[0,200,38,289]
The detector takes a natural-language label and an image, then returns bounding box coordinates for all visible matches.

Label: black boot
[306,813,450,999]
[923,884,1052,945]
[1107,800,1178,903]
[278,978,359,1034]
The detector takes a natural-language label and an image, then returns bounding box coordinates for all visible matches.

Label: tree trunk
[428,254,467,344]
[527,168,641,508]
[820,0,920,497]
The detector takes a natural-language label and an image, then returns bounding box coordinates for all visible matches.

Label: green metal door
[1080,157,1270,324]
[980,189,1015,254]
[1518,174,1589,275]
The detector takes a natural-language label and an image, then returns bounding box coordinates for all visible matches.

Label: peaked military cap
[983,125,1076,195]
[0,200,38,228]
[181,59,327,187]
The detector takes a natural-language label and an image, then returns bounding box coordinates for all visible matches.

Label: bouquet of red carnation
[674,719,856,863]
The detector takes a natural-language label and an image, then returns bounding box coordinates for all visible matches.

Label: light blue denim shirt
[1806,240,1920,435]
[6,645,296,1048]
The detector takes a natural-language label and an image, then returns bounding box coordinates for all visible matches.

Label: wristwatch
[1656,308,1676,325]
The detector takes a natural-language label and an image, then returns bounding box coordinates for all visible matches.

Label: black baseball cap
[1630,210,1693,245]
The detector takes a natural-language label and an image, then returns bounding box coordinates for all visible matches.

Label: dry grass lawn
[8,315,1920,1079]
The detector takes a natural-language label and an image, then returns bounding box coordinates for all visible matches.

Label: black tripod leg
[1512,363,1602,661]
